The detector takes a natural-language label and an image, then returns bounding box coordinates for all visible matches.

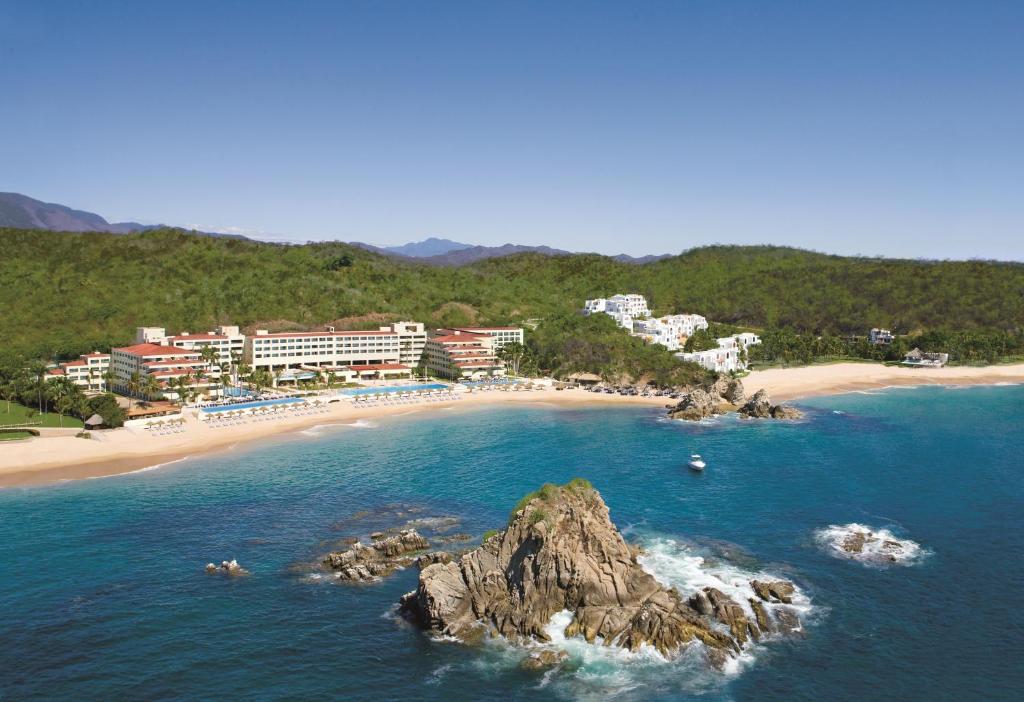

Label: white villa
[676,333,762,373]
[869,328,895,345]
[632,314,709,351]
[583,294,651,331]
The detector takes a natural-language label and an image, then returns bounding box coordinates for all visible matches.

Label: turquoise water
[199,397,304,413]
[1,385,1022,700]
[340,383,449,396]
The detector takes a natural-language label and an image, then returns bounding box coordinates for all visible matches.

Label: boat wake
[814,523,928,566]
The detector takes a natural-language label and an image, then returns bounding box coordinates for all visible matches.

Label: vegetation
[510,478,594,523]
[749,328,1024,367]
[1,228,1021,364]
[0,354,126,428]
[0,400,84,428]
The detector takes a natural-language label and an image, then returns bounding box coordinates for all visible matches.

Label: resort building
[632,314,709,351]
[390,321,428,366]
[422,331,506,380]
[135,326,246,365]
[436,326,525,350]
[110,343,220,400]
[583,294,651,330]
[244,325,416,377]
[902,348,949,368]
[46,352,111,391]
[869,328,895,345]
[675,333,761,373]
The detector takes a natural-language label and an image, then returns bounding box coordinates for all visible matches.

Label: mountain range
[0,191,670,265]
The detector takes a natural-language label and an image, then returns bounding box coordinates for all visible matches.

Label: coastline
[3,362,1022,489]
[747,362,1024,402]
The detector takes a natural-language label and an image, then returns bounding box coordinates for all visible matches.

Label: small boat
[688,454,706,471]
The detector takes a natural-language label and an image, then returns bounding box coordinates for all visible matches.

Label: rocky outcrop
[400,480,801,664]
[324,529,429,581]
[751,580,795,604]
[739,389,803,420]
[520,649,569,670]
[668,378,746,421]
[667,388,719,420]
[415,552,453,569]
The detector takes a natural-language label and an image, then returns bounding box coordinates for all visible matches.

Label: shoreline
[3,363,1022,489]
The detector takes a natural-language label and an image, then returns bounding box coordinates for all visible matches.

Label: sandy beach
[3,363,1022,488]
[748,362,1024,401]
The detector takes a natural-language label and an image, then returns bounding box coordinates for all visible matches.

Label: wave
[86,456,190,480]
[814,523,928,566]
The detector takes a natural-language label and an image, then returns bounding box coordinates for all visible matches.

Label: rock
[704,587,756,645]
[739,389,773,418]
[748,599,774,634]
[773,607,802,635]
[770,404,803,420]
[688,590,713,616]
[370,531,385,540]
[668,388,719,421]
[324,529,429,582]
[206,559,248,576]
[723,379,746,404]
[400,480,748,659]
[740,389,803,420]
[415,552,453,569]
[751,579,795,604]
[841,530,868,553]
[520,650,569,670]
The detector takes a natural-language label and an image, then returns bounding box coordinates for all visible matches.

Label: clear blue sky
[2,1,1021,259]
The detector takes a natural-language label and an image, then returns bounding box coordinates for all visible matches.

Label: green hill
[1,227,1022,361]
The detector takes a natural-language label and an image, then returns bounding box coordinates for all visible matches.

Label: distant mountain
[381,237,471,257]
[612,253,671,265]
[418,243,574,266]
[0,192,247,240]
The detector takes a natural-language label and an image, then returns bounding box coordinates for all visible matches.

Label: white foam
[345,419,378,429]
[85,456,190,480]
[815,523,927,566]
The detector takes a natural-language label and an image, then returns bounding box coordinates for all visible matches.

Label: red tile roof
[113,343,202,357]
[430,334,487,344]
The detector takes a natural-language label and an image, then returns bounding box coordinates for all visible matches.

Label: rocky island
[667,378,802,421]
[400,480,803,667]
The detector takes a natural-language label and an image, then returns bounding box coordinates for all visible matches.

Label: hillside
[0,227,1021,360]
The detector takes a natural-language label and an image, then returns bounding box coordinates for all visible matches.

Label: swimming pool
[199,397,305,413]
[339,383,449,397]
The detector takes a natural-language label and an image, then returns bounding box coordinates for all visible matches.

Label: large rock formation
[739,389,803,420]
[400,480,800,664]
[323,529,429,581]
[668,378,746,420]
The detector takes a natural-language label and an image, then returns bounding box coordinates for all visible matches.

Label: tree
[199,346,221,396]
[0,378,16,413]
[497,342,531,377]
[683,329,718,352]
[102,368,116,393]
[46,376,81,428]
[127,371,142,412]
[141,374,160,403]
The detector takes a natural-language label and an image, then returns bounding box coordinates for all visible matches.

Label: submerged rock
[324,529,429,581]
[206,559,248,576]
[817,523,924,566]
[399,480,799,663]
[520,649,569,671]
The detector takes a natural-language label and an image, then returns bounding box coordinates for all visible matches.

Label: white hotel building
[632,314,709,351]
[46,352,111,391]
[136,326,245,365]
[110,343,219,400]
[423,331,506,380]
[437,326,524,350]
[243,322,427,380]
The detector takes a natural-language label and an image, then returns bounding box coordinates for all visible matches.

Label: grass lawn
[0,401,84,428]
[0,430,34,441]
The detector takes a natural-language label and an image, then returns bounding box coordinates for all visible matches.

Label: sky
[1,1,1022,259]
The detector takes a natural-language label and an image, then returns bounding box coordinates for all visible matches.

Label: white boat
[688,454,706,471]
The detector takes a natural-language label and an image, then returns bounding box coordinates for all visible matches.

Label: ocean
[1,386,1022,701]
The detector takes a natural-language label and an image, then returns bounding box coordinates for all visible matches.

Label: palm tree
[28,361,48,414]
[199,346,221,396]
[0,378,16,414]
[102,368,116,394]
[141,374,160,403]
[46,376,80,428]
[127,371,141,413]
